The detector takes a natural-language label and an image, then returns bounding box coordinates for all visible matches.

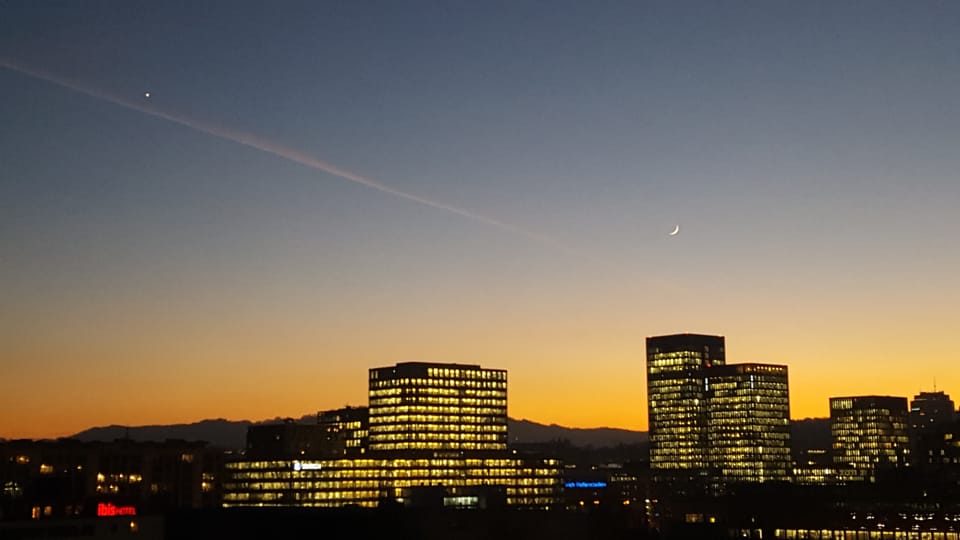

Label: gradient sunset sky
[2,1,959,439]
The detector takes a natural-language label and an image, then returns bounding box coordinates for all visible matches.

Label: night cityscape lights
[222,362,560,509]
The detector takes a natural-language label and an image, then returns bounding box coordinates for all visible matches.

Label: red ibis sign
[97,503,136,517]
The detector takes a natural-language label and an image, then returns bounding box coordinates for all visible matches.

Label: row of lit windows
[371,378,506,389]
[369,442,505,451]
[370,387,506,398]
[833,426,908,435]
[368,433,503,442]
[708,376,787,385]
[369,406,506,416]
[648,379,706,390]
[368,422,505,433]
[369,398,508,410]
[366,412,505,424]
[227,480,559,493]
[370,371,506,384]
[227,458,547,471]
[649,403,703,414]
[770,527,960,539]
[226,469,557,483]
[709,390,789,398]
[707,446,790,463]
[227,472,560,488]
[649,418,701,429]
[833,436,909,446]
[708,407,791,416]
[427,368,506,380]
[370,396,506,408]
[370,387,507,398]
[222,457,558,509]
[708,435,790,444]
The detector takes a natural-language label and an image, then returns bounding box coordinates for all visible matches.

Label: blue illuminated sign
[564,481,607,489]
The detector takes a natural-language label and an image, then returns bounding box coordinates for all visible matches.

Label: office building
[705,363,791,488]
[223,455,561,508]
[368,362,507,452]
[909,391,956,469]
[224,362,561,509]
[244,408,368,460]
[317,406,368,456]
[910,391,955,435]
[246,422,330,459]
[645,333,725,482]
[830,396,909,481]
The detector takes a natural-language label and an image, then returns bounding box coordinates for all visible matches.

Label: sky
[2,1,959,439]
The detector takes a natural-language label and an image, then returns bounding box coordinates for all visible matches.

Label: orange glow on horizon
[3,323,955,440]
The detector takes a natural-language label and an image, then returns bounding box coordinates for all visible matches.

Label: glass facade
[368,363,508,452]
[646,334,726,479]
[830,396,909,480]
[705,363,791,488]
[223,456,561,508]
[223,362,561,508]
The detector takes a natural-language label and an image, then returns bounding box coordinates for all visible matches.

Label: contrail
[0,58,598,262]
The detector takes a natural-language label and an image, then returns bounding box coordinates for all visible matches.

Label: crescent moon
[669,225,680,236]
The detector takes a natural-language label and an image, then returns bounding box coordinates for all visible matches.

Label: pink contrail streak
[0,58,595,262]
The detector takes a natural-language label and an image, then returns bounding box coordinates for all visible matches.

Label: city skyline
[3,2,960,439]
[2,340,951,441]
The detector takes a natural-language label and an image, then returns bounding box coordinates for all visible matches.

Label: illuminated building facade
[317,406,368,456]
[368,363,507,452]
[645,334,726,488]
[224,362,561,508]
[705,363,791,488]
[830,396,909,481]
[223,456,561,508]
[246,407,369,459]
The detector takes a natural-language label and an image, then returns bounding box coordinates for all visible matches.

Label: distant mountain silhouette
[68,416,830,452]
[70,416,647,450]
[70,419,254,449]
[509,419,647,448]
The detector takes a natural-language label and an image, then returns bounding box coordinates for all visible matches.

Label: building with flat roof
[245,407,368,459]
[830,395,909,481]
[646,334,795,495]
[368,362,507,452]
[910,391,955,435]
[705,363,791,489]
[223,455,561,508]
[647,334,726,475]
[224,362,560,509]
[317,406,368,457]
[645,333,726,489]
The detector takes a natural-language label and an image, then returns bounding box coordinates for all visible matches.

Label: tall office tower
[830,396,910,481]
[705,364,792,489]
[646,334,726,487]
[368,362,508,452]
